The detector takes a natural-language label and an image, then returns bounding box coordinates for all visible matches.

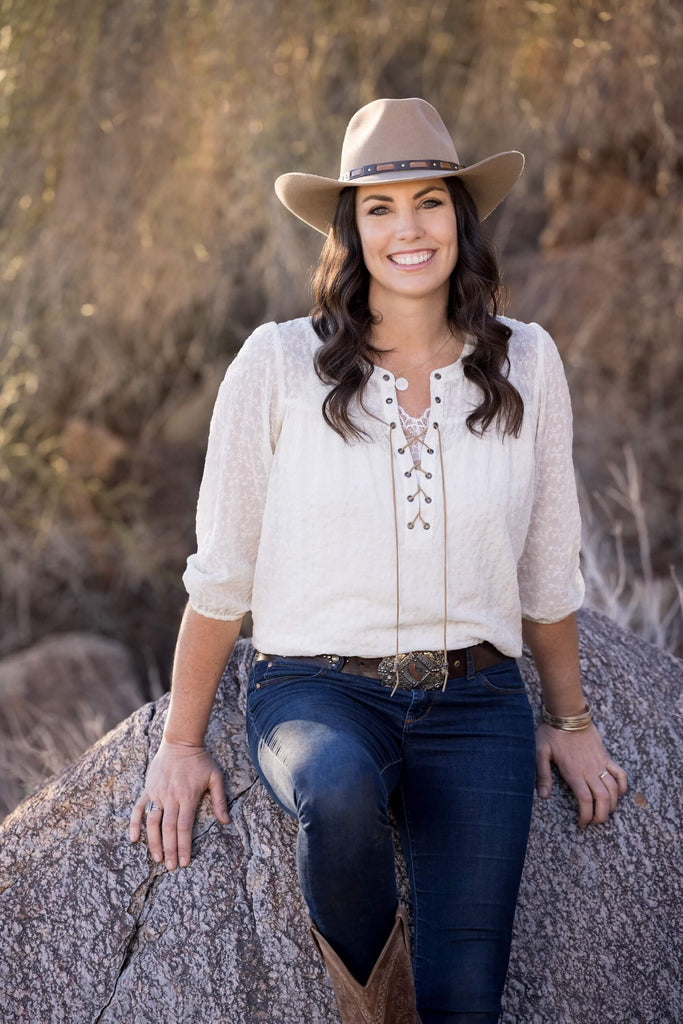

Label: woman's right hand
[128,736,230,871]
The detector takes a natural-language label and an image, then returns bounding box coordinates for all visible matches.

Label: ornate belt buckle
[377,650,447,690]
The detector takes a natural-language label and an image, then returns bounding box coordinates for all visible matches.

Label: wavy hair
[309,176,524,443]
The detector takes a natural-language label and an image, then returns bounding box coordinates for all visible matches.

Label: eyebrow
[360,185,447,204]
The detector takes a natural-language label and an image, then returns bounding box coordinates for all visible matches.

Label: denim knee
[294,752,390,842]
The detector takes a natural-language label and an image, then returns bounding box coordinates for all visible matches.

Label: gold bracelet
[541,701,593,731]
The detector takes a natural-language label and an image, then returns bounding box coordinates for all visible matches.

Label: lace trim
[397,405,430,466]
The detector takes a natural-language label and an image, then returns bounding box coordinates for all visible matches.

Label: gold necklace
[376,331,456,392]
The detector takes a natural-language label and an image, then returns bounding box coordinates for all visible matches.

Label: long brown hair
[309,176,524,443]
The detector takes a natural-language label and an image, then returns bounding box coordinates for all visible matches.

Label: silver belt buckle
[377,650,447,690]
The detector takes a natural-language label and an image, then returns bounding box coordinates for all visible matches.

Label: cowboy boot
[309,904,422,1024]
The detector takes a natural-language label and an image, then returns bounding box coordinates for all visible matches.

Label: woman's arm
[164,602,244,746]
[523,611,628,827]
[128,603,243,869]
[522,612,585,716]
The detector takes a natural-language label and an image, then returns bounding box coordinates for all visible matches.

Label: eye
[422,198,443,209]
[368,205,390,216]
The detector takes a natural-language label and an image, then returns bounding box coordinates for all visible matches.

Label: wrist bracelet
[541,701,593,731]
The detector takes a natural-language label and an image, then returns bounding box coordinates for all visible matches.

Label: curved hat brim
[274,150,525,235]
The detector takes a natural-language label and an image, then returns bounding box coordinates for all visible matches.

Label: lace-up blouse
[182,315,585,659]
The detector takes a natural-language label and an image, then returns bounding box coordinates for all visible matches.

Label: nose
[394,205,424,241]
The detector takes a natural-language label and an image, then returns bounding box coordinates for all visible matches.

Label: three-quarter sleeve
[517,322,585,622]
[182,321,284,620]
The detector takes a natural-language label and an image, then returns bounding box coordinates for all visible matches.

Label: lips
[387,249,435,267]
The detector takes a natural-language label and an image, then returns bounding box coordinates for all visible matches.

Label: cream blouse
[182,315,585,660]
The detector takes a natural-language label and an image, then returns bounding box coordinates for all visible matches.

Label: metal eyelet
[424,496,432,503]
[435,396,441,403]
[386,397,393,403]
[404,471,412,478]
[407,522,414,529]
[425,472,432,479]
[427,447,434,454]
[423,522,431,530]
[383,374,390,381]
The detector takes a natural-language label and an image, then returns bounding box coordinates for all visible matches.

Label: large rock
[0,609,681,1023]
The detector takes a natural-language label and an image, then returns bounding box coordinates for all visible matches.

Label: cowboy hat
[274,97,525,235]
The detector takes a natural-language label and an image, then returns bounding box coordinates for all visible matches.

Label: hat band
[341,158,464,182]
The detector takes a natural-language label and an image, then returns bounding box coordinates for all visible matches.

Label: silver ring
[144,800,162,815]
[598,770,611,780]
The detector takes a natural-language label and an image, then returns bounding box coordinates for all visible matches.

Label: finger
[586,778,611,825]
[209,768,230,823]
[598,773,619,814]
[146,805,164,863]
[535,743,553,798]
[177,805,197,868]
[129,793,148,842]
[607,761,628,795]
[573,781,595,828]
[161,803,180,870]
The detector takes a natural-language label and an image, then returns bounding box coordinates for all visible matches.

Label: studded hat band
[342,158,464,182]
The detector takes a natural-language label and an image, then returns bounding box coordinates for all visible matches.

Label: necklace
[376,331,457,391]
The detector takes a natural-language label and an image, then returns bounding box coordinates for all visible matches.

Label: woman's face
[354,177,458,306]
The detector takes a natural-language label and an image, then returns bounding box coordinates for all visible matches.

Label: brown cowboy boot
[309,904,422,1024]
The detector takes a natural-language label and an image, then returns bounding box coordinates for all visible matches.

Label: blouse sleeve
[517,322,585,623]
[181,321,284,620]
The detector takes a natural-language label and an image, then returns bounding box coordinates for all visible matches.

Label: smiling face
[354,178,458,308]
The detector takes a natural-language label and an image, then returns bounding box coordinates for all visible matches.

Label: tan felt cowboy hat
[275,97,525,235]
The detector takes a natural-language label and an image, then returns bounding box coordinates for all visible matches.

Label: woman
[129,98,628,1024]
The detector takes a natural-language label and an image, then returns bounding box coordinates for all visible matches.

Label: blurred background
[0,0,681,817]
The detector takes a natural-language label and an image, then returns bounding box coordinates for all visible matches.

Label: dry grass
[580,446,682,655]
[0,702,110,815]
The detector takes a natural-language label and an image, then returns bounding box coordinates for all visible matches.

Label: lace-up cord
[388,423,402,696]
[435,423,449,692]
[400,415,432,529]
[400,422,429,466]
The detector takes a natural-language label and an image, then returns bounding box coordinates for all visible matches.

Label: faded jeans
[245,647,536,1024]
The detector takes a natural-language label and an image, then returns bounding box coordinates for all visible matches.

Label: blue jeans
[245,648,536,1024]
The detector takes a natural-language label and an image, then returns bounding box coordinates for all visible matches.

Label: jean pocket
[475,659,527,695]
[246,657,327,710]
[258,656,329,682]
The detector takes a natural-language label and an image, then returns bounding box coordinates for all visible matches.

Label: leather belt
[254,641,509,691]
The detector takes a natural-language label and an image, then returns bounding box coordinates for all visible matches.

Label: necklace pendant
[395,377,409,391]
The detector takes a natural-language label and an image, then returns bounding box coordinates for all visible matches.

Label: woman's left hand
[535,721,628,827]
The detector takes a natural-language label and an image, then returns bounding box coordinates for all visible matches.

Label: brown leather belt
[254,641,509,691]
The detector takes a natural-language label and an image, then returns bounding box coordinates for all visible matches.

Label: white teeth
[389,251,434,266]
